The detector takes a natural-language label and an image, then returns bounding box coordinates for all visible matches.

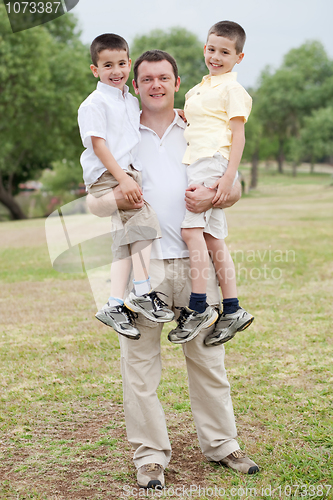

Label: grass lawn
[0,168,332,499]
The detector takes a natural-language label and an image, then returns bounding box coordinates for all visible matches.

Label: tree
[129,27,206,108]
[255,41,333,173]
[0,6,94,219]
[298,106,333,168]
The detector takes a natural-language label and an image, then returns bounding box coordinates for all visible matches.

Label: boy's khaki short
[87,166,161,260]
[87,164,141,198]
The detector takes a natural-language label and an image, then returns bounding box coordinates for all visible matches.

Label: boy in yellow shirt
[169,21,254,346]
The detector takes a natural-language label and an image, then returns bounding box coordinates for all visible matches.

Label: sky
[70,0,333,89]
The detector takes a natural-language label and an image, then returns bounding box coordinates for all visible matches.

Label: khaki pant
[119,258,239,469]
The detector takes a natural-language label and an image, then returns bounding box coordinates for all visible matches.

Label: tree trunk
[250,150,259,189]
[0,174,27,220]
[292,161,297,177]
[277,139,284,173]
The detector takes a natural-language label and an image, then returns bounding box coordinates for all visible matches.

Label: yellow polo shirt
[183,72,252,164]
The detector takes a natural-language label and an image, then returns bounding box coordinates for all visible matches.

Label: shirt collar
[97,81,129,99]
[139,110,186,132]
[201,72,237,88]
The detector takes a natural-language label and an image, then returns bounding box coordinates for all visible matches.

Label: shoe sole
[205,316,254,346]
[137,480,164,489]
[95,312,141,340]
[168,309,218,344]
[124,301,174,323]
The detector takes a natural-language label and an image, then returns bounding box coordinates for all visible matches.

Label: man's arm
[185,179,242,213]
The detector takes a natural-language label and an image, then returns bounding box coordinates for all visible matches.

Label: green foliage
[129,27,206,108]
[299,106,333,163]
[0,6,94,216]
[253,41,333,171]
[41,160,84,194]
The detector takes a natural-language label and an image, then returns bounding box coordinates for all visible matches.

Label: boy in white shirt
[169,21,254,346]
[78,34,174,340]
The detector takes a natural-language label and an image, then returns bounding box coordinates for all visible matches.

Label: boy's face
[204,34,244,76]
[90,49,131,92]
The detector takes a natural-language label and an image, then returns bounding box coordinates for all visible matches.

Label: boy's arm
[91,136,142,204]
[211,116,245,205]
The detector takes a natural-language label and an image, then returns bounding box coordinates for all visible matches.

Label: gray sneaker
[168,305,218,344]
[124,290,174,323]
[204,307,254,346]
[95,303,140,340]
[137,463,164,489]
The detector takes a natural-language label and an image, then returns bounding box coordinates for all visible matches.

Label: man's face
[204,34,244,76]
[133,60,180,113]
[90,49,131,92]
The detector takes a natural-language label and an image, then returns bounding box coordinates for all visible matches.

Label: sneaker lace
[175,307,191,329]
[144,463,162,472]
[118,305,138,323]
[149,291,169,311]
[231,449,246,459]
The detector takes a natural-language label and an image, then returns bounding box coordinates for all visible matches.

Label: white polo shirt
[78,81,141,187]
[136,112,189,260]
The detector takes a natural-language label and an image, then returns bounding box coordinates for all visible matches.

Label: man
[87,50,259,489]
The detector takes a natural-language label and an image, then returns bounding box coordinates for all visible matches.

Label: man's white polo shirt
[136,112,189,260]
[78,81,141,187]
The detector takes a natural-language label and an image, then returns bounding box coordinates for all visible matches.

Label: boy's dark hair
[207,21,246,54]
[133,50,178,85]
[90,33,129,66]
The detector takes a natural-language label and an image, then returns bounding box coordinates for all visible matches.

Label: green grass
[0,168,333,499]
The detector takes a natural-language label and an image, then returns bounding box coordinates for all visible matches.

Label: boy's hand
[119,175,143,204]
[211,176,234,205]
[175,109,187,122]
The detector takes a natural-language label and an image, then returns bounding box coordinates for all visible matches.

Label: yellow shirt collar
[201,72,238,88]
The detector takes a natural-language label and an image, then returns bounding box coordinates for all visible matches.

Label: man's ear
[90,64,99,78]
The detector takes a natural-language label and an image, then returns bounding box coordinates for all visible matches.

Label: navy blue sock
[222,298,239,315]
[189,293,207,313]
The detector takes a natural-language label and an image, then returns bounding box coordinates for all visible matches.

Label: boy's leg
[168,227,218,344]
[181,227,209,295]
[95,254,141,340]
[204,234,237,298]
[124,240,174,323]
[204,233,254,346]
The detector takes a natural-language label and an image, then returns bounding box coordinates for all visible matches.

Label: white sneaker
[95,303,140,340]
[125,290,174,323]
[168,305,218,344]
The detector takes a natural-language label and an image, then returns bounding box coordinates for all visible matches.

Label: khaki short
[88,166,161,260]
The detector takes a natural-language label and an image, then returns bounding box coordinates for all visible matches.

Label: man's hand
[185,180,242,213]
[118,175,142,204]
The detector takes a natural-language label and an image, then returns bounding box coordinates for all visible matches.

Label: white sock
[133,277,151,297]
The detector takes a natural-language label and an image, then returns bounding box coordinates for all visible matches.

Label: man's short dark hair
[207,21,246,54]
[133,50,178,85]
[90,33,129,66]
